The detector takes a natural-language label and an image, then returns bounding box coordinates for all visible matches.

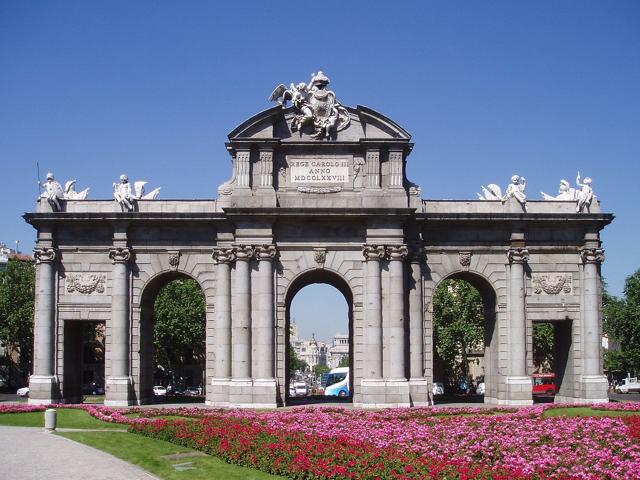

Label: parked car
[615,377,640,394]
[476,382,485,395]
[184,386,200,396]
[16,386,29,397]
[152,385,167,396]
[432,382,444,396]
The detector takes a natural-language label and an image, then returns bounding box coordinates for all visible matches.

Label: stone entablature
[24,83,613,408]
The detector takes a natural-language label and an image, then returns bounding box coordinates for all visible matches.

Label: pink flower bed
[4,402,640,479]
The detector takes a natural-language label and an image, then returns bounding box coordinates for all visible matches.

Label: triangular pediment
[228,105,411,143]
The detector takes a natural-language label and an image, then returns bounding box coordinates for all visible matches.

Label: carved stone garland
[66,273,106,294]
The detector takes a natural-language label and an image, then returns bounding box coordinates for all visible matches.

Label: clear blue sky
[1,1,638,341]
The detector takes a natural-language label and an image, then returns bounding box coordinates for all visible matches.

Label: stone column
[386,245,408,379]
[209,247,235,405]
[578,247,608,402]
[105,247,133,406]
[253,245,278,407]
[229,245,253,406]
[258,150,273,188]
[408,247,429,405]
[362,245,385,379]
[29,247,59,404]
[505,247,532,404]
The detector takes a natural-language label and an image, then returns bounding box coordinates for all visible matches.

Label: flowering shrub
[4,402,640,479]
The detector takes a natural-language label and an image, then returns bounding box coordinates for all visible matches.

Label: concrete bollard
[44,408,57,432]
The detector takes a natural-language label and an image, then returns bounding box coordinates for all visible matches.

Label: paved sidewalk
[0,426,158,480]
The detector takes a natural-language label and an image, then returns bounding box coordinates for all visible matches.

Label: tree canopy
[153,278,206,378]
[433,279,484,382]
[604,269,640,376]
[0,259,35,386]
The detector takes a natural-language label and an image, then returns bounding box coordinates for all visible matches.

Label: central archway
[284,269,354,405]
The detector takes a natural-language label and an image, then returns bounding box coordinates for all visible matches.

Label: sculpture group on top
[40,172,90,211]
[38,171,161,212]
[478,172,596,213]
[270,71,350,140]
[113,174,161,212]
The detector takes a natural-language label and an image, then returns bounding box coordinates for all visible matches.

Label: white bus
[324,367,350,397]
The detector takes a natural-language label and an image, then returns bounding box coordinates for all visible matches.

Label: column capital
[386,244,409,261]
[234,244,255,261]
[507,248,529,264]
[212,247,236,264]
[255,244,277,261]
[109,247,133,264]
[580,247,605,264]
[362,244,386,261]
[34,247,57,264]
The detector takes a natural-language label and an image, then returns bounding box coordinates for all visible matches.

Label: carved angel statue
[502,175,527,211]
[541,179,576,201]
[113,174,161,212]
[63,180,90,200]
[269,71,350,140]
[40,172,64,211]
[575,171,594,213]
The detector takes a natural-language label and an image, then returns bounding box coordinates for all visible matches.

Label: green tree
[433,279,484,383]
[288,345,308,373]
[338,356,350,368]
[314,363,330,377]
[603,269,640,376]
[153,279,205,381]
[533,323,555,372]
[0,259,35,386]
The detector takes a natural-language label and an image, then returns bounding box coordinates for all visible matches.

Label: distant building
[327,333,349,368]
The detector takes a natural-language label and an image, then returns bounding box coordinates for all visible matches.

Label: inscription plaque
[290,158,349,184]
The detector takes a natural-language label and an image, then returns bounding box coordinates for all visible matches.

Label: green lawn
[57,431,285,480]
[542,406,639,418]
[0,408,126,429]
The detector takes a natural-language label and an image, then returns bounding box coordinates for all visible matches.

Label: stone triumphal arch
[26,72,612,407]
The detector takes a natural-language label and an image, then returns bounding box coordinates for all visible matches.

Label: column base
[27,375,61,405]
[499,376,533,405]
[251,378,278,408]
[206,378,230,407]
[356,378,410,408]
[104,376,133,406]
[574,374,609,403]
[409,378,431,406]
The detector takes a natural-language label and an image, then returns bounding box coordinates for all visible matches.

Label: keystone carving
[459,251,472,269]
[313,248,327,266]
[34,247,57,264]
[108,247,132,264]
[168,251,180,270]
[66,273,106,294]
[532,273,573,295]
[580,248,605,264]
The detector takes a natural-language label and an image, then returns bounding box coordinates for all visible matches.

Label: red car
[532,373,557,396]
